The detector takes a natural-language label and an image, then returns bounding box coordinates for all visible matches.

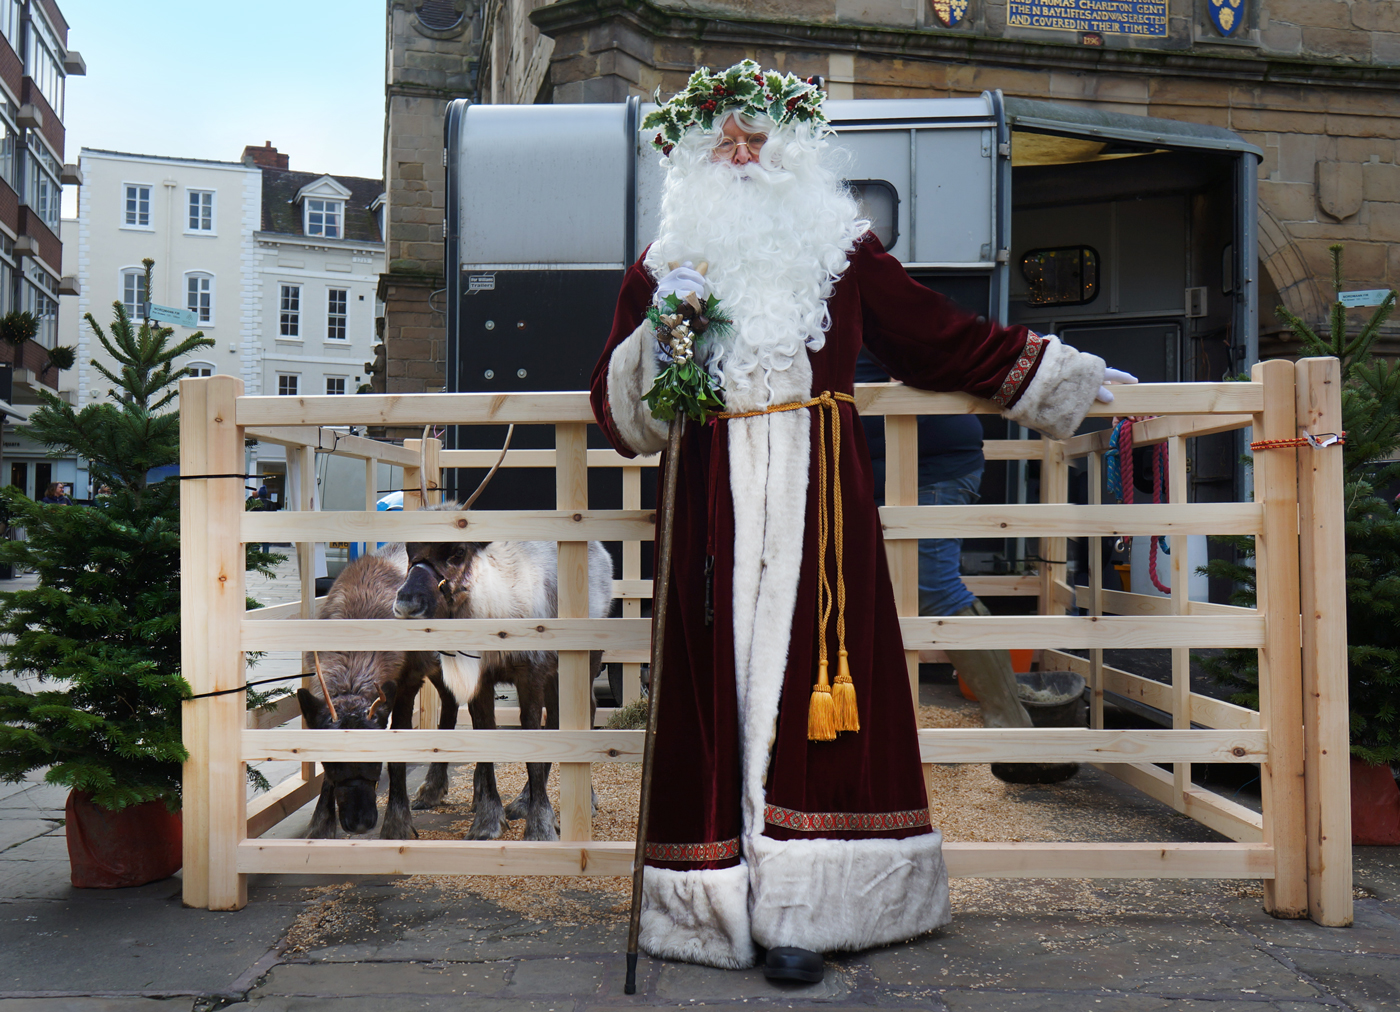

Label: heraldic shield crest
[932,0,969,27]
[1209,0,1244,35]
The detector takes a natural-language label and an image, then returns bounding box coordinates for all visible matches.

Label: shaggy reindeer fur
[394,501,616,842]
[298,544,429,838]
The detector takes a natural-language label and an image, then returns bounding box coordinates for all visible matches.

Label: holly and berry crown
[642,59,828,156]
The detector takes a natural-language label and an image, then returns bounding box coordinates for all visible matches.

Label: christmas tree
[1202,245,1400,764]
[0,260,279,810]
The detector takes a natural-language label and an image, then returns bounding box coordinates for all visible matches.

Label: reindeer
[393,509,616,842]
[295,543,440,838]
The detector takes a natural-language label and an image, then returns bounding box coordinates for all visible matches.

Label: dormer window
[306,198,342,238]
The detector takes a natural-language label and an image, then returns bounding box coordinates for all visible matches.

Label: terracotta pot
[65,790,182,888]
[1350,759,1400,846]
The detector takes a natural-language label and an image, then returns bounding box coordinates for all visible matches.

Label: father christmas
[589,62,1133,978]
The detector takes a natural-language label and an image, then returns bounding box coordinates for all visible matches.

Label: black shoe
[763,946,824,983]
[991,761,1080,785]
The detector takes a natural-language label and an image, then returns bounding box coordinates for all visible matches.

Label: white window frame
[186,189,216,234]
[277,373,300,397]
[278,283,301,339]
[325,375,347,396]
[120,267,147,322]
[185,271,214,326]
[186,362,215,378]
[304,198,343,239]
[123,182,153,230]
[27,6,63,119]
[326,287,348,341]
[26,133,59,231]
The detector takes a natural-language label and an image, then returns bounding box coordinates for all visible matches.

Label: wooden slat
[1044,648,1259,731]
[179,376,248,911]
[1254,359,1307,917]
[900,614,1264,650]
[555,421,592,843]
[247,694,300,729]
[879,502,1262,539]
[440,448,658,469]
[619,466,644,706]
[243,426,422,467]
[245,599,318,621]
[243,617,651,652]
[854,381,1264,419]
[1093,762,1263,843]
[982,439,1046,460]
[491,706,619,728]
[1295,357,1352,926]
[885,415,920,704]
[1073,586,1258,619]
[247,771,323,839]
[244,508,656,544]
[612,578,652,599]
[1063,413,1254,459]
[1088,451,1105,730]
[244,728,645,764]
[942,842,1274,879]
[918,727,1265,763]
[1169,432,1191,812]
[243,726,1262,764]
[237,390,598,427]
[238,838,634,876]
[236,838,1272,880]
[962,574,1041,597]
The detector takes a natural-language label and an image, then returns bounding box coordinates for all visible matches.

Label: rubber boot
[946,600,1078,785]
[944,600,1032,729]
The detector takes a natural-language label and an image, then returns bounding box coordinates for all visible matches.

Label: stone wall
[481,0,557,104]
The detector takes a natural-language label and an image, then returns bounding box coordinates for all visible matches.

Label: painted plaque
[1008,0,1167,36]
[931,0,970,26]
[1208,0,1243,36]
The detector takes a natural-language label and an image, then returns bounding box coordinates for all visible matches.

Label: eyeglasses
[713,133,768,158]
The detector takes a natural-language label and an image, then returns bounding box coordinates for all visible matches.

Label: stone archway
[1256,204,1327,329]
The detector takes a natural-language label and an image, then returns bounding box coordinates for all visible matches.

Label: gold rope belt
[718,391,859,741]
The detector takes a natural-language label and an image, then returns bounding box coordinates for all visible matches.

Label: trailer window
[1020,246,1099,306]
[846,179,899,251]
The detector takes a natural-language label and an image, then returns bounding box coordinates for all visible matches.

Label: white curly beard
[644,121,867,409]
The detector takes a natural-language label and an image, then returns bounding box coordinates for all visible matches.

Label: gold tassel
[808,659,837,742]
[832,648,859,732]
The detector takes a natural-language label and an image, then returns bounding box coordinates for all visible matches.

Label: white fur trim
[1000,335,1105,441]
[641,861,757,969]
[605,322,669,456]
[747,831,950,952]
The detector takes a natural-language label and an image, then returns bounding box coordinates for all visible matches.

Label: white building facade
[60,144,384,499]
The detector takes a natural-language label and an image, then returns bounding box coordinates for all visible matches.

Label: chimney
[241,141,288,169]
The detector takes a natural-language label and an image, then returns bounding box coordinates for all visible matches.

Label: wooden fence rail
[181,360,1350,927]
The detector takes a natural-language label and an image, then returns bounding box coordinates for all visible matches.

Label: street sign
[1338,289,1394,308]
[148,303,199,327]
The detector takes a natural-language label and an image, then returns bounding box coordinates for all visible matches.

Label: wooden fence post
[1038,439,1070,618]
[404,437,443,732]
[1169,433,1190,811]
[1252,359,1307,917]
[556,422,592,841]
[179,376,248,910]
[1294,356,1352,926]
[620,465,644,705]
[885,415,920,706]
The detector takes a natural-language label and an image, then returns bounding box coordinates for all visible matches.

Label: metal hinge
[995,249,1010,264]
[998,142,1011,158]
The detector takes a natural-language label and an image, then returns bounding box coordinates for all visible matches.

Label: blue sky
[59,0,385,212]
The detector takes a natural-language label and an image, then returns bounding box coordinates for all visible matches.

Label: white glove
[654,262,708,304]
[1096,367,1138,403]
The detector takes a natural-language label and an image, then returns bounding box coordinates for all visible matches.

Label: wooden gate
[179,358,1350,927]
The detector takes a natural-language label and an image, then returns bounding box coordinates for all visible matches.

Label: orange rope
[1250,432,1346,451]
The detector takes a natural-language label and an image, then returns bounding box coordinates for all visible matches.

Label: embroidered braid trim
[765,803,931,833]
[991,331,1047,408]
[644,837,742,863]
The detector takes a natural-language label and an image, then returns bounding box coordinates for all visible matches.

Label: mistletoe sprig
[643,59,827,156]
[642,292,731,423]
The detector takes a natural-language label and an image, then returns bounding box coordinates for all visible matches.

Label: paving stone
[0,782,68,815]
[0,1002,188,1012]
[1355,849,1400,901]
[1280,948,1400,1012]
[504,958,605,996]
[0,858,72,900]
[245,1000,562,1012]
[654,960,850,1001]
[942,994,1303,1010]
[251,960,508,997]
[1220,895,1400,955]
[864,915,1322,999]
[0,820,61,854]
[0,895,300,995]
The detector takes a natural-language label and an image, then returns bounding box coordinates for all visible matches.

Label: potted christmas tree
[0,260,278,886]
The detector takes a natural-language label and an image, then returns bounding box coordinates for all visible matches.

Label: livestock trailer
[442,92,1262,600]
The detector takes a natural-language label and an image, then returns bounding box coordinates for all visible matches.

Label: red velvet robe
[590,234,1049,968]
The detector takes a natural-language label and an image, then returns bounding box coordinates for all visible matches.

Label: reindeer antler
[367,687,387,723]
[462,424,515,511]
[312,651,338,722]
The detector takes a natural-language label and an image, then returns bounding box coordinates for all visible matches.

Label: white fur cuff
[640,861,758,969]
[747,830,950,953]
[1001,335,1105,441]
[605,322,669,457]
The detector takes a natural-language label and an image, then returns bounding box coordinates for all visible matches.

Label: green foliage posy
[0,259,281,811]
[1201,244,1400,765]
[642,293,729,423]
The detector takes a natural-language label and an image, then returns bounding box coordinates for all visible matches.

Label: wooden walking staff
[625,258,707,995]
